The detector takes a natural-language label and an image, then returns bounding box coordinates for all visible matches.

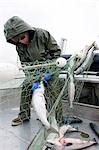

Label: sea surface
[0,70,25,89]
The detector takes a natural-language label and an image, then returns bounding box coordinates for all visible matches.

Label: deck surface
[0,88,99,150]
[0,88,42,150]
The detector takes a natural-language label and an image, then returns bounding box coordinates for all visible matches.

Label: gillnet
[25,46,95,150]
[0,45,95,150]
[21,57,77,150]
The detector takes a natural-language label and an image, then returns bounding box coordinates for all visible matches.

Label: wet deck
[62,101,99,150]
[62,117,99,150]
[0,88,99,150]
[0,88,42,150]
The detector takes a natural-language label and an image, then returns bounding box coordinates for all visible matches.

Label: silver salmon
[75,42,95,70]
[32,81,59,134]
[63,138,97,150]
[45,137,97,150]
[75,46,94,74]
[44,124,97,150]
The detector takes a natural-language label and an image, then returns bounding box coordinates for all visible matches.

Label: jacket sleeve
[16,44,30,62]
[41,29,61,59]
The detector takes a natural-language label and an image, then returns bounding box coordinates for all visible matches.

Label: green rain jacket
[4,16,61,63]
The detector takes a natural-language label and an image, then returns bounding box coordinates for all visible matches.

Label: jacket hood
[4,16,35,44]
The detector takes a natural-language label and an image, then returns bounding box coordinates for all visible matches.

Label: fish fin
[80,131,89,138]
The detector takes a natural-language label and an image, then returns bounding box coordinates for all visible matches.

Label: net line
[0,46,95,150]
[24,56,77,150]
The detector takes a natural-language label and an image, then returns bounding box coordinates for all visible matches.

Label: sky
[0,0,99,64]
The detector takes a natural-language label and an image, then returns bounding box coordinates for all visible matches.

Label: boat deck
[0,88,42,150]
[0,88,99,150]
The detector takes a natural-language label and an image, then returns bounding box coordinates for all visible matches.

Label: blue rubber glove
[32,81,39,91]
[42,72,51,81]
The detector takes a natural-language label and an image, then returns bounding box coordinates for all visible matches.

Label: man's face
[11,32,29,44]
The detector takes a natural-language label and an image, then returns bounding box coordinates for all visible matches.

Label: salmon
[75,42,95,70]
[44,124,97,150]
[75,45,89,69]
[62,138,97,150]
[45,137,97,150]
[75,46,94,74]
[32,80,59,134]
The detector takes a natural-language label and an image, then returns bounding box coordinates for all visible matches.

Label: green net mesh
[0,44,96,150]
[0,54,94,150]
[18,57,78,150]
[20,59,65,123]
[21,52,94,149]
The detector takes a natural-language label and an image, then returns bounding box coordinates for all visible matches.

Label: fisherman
[4,16,63,126]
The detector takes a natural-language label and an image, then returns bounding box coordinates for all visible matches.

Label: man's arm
[41,29,61,59]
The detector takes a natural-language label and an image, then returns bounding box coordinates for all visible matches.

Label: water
[0,70,25,89]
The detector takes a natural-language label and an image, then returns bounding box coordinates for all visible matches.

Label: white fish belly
[32,90,50,128]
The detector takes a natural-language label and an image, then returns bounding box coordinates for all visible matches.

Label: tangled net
[20,57,78,150]
[20,47,94,150]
